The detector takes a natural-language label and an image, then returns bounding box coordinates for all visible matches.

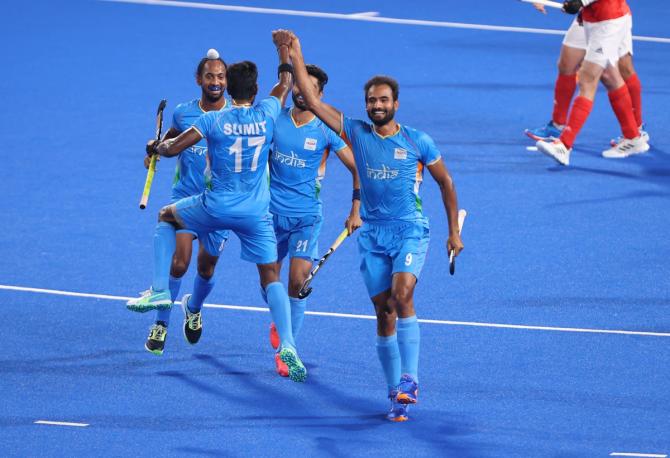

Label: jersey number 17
[229,136,266,172]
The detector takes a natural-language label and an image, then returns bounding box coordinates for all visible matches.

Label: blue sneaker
[279,347,307,383]
[387,390,410,422]
[395,374,419,405]
[525,121,563,141]
[126,288,172,313]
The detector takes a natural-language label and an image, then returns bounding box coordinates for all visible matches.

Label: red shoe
[269,323,280,350]
[274,352,289,377]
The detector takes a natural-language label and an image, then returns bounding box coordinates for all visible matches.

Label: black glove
[563,0,583,15]
[146,139,159,156]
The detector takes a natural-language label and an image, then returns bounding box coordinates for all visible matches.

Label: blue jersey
[270,108,347,217]
[170,98,229,200]
[342,118,441,223]
[193,97,282,218]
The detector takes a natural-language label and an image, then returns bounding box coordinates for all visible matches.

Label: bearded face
[365,84,398,127]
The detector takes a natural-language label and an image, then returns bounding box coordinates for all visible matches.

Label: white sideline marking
[35,420,89,427]
[349,11,380,18]
[610,453,667,458]
[2,284,670,338]
[526,146,538,151]
[101,0,670,44]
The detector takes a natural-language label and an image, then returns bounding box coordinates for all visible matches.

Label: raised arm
[288,32,344,135]
[151,127,202,158]
[427,158,464,257]
[335,146,362,234]
[270,30,293,105]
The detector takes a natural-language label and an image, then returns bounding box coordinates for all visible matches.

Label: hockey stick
[449,209,467,275]
[139,99,167,209]
[297,228,350,299]
[518,0,563,9]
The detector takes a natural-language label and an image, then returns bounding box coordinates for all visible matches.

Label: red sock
[608,84,638,139]
[552,73,577,126]
[624,73,642,127]
[560,96,593,149]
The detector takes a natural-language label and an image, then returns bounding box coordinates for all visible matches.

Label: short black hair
[195,56,227,77]
[226,61,259,100]
[305,64,328,93]
[364,75,399,101]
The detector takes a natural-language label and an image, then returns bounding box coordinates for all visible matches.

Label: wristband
[278,63,294,77]
[352,189,361,201]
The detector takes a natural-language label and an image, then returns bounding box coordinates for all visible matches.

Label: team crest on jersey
[394,148,408,160]
[304,138,318,151]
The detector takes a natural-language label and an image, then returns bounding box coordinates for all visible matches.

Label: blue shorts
[357,219,430,297]
[172,194,277,263]
[272,213,322,262]
[170,195,229,254]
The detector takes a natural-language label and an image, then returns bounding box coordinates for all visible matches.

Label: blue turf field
[1,0,669,456]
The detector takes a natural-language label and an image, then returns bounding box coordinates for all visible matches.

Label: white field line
[34,420,89,427]
[101,0,670,44]
[2,284,670,338]
[610,453,668,458]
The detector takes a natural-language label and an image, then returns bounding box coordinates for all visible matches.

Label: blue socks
[189,274,214,313]
[289,297,307,340]
[265,282,295,350]
[397,315,420,383]
[169,275,182,302]
[376,334,401,392]
[152,222,176,293]
[155,275,181,325]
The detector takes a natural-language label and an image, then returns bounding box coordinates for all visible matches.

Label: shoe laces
[186,311,201,330]
[149,324,166,341]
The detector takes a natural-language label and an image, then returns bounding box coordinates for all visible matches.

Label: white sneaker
[602,135,650,159]
[610,125,650,146]
[536,139,571,166]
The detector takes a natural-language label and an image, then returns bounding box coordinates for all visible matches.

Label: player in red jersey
[535,0,649,165]
[525,1,648,157]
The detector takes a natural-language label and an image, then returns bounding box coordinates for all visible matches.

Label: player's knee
[287,278,304,297]
[557,59,577,75]
[258,263,280,287]
[391,287,413,308]
[618,58,634,80]
[375,305,397,331]
[198,265,214,280]
[158,205,178,225]
[198,256,217,280]
[170,258,188,278]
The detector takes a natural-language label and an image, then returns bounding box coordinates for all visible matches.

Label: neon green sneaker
[126,288,172,313]
[279,347,307,383]
[144,322,168,355]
